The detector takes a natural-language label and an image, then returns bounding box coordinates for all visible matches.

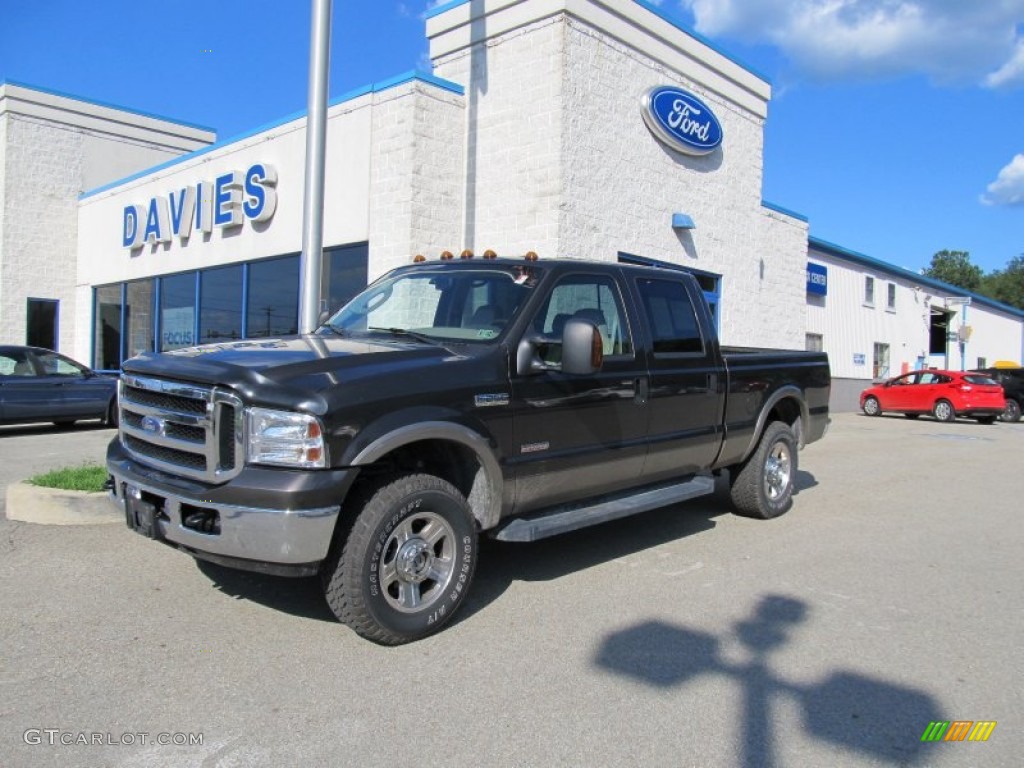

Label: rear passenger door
[632,276,723,479]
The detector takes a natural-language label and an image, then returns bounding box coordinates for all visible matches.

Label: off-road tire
[729,421,797,520]
[322,473,477,645]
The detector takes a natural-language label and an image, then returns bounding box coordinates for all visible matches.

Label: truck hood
[120,335,463,412]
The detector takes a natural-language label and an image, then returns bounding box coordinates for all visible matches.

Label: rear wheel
[729,421,797,520]
[1000,398,1022,423]
[862,396,881,417]
[933,400,955,422]
[321,473,477,645]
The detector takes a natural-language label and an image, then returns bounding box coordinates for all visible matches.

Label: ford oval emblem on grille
[141,415,164,435]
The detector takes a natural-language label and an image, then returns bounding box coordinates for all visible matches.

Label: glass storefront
[92,244,368,369]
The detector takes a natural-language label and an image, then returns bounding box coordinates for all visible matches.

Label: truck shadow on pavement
[190,472,820,629]
[195,561,336,622]
[594,596,942,767]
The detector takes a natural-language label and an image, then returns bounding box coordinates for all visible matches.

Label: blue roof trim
[762,200,809,223]
[0,78,216,134]
[80,71,464,200]
[425,0,468,19]
[631,1,771,85]
[809,236,1024,319]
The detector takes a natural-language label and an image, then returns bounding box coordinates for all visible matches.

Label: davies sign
[641,86,723,156]
[122,163,277,250]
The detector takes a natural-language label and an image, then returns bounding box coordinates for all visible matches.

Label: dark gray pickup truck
[107,257,830,644]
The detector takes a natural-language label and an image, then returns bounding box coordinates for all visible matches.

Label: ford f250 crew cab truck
[107,257,830,644]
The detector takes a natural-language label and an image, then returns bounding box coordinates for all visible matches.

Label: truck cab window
[531,275,632,365]
[637,278,704,354]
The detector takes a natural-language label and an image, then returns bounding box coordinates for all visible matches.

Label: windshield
[322,266,539,343]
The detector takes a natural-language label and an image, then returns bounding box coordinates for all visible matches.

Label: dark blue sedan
[0,345,118,428]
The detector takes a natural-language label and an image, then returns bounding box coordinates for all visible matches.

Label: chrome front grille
[118,375,244,483]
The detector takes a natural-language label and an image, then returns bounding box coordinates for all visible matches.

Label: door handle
[634,377,649,405]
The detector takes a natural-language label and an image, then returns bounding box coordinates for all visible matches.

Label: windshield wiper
[368,327,442,346]
[319,323,346,338]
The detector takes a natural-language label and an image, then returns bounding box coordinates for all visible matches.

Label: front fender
[344,415,505,530]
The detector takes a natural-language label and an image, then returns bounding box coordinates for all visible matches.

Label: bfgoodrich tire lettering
[322,473,477,645]
[729,421,797,520]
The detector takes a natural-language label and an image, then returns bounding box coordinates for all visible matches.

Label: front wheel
[933,399,956,423]
[862,396,881,417]
[1000,398,1022,423]
[729,421,798,519]
[322,474,477,645]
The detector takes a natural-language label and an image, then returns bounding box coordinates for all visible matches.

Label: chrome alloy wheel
[763,441,792,502]
[378,511,456,613]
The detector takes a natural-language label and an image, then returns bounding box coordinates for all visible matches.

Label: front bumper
[107,438,357,576]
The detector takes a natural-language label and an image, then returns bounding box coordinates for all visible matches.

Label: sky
[1,0,1022,275]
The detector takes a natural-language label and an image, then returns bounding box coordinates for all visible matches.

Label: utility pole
[298,0,332,333]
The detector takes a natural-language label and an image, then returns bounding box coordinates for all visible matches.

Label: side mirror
[514,319,604,376]
[561,318,603,376]
[317,309,331,327]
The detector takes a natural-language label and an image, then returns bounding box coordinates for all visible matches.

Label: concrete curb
[5,481,121,526]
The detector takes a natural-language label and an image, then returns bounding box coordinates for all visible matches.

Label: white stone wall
[427,5,807,349]
[1,116,83,353]
[0,83,213,356]
[559,16,806,348]
[433,17,565,258]
[369,81,465,279]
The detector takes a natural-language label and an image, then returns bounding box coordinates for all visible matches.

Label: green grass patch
[28,465,108,493]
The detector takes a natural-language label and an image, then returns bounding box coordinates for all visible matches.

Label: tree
[981,255,1024,310]
[922,250,983,293]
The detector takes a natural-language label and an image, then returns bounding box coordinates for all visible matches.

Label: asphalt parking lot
[2,414,1021,768]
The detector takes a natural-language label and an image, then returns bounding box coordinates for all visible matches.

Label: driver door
[509,272,649,513]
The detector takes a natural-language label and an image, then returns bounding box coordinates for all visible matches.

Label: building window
[160,272,197,352]
[887,283,896,311]
[864,276,875,306]
[94,285,123,370]
[873,342,890,380]
[977,357,987,369]
[125,280,155,360]
[805,333,823,352]
[26,298,59,350]
[199,265,244,344]
[248,255,300,338]
[325,243,369,313]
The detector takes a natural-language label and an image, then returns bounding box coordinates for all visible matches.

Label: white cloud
[678,0,1024,86]
[982,154,1024,206]
[985,38,1024,88]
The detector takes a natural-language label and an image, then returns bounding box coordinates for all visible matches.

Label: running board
[494,475,716,542]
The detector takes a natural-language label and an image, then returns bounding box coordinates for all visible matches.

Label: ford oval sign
[641,86,723,156]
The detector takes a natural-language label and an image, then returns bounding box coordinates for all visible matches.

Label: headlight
[247,407,326,468]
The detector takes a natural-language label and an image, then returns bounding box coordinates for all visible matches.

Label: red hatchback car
[860,369,1005,423]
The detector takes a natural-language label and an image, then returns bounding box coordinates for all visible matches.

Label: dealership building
[1,0,1021,411]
